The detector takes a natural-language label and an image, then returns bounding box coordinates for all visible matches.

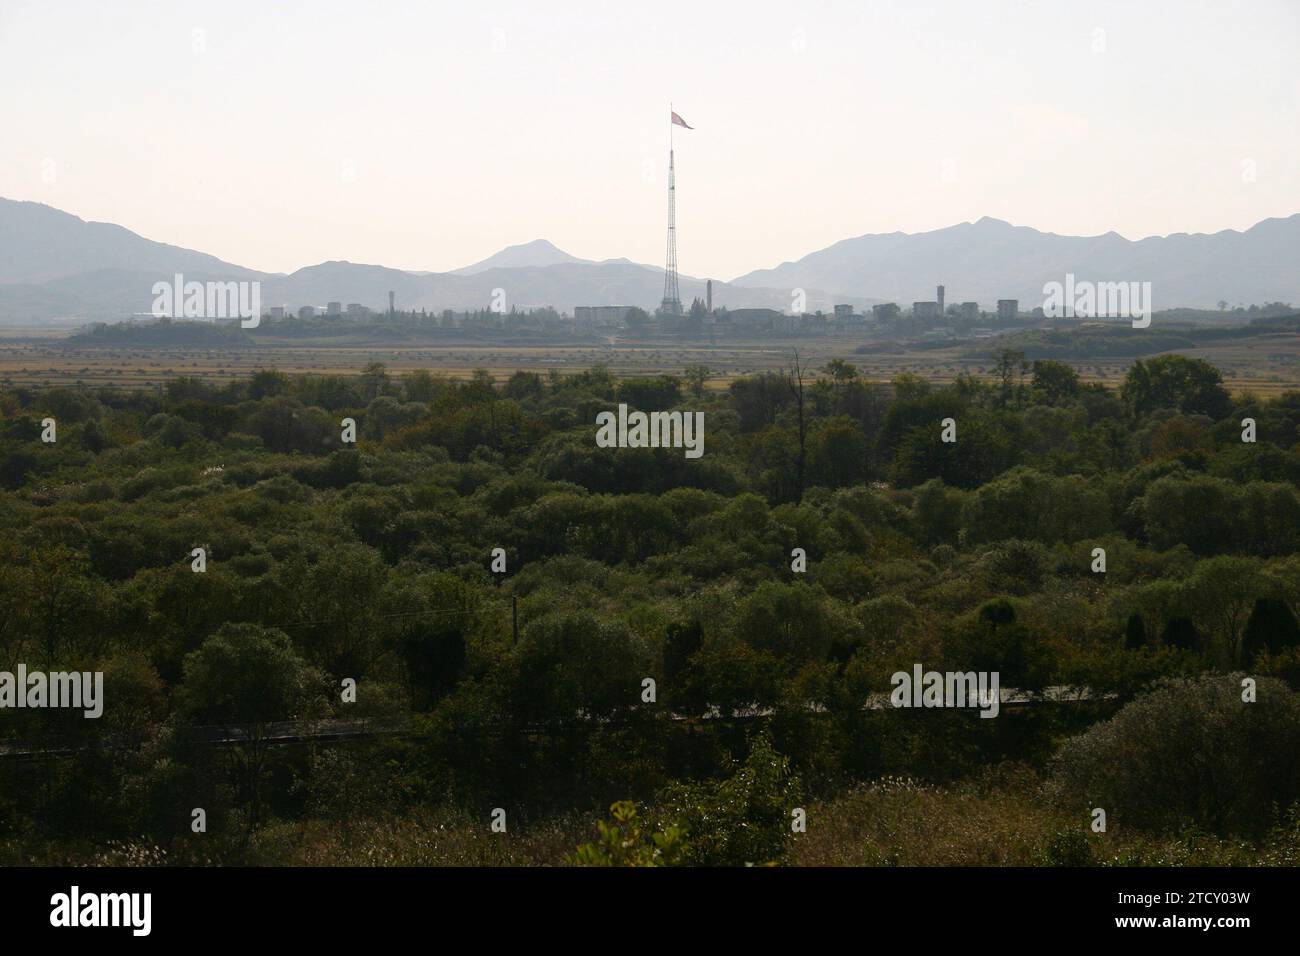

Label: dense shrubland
[1,351,1297,865]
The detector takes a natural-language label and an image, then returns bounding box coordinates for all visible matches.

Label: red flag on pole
[671,111,693,129]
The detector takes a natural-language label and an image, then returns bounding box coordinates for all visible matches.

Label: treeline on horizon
[1,350,1299,865]
[51,308,1300,351]
[964,314,1300,360]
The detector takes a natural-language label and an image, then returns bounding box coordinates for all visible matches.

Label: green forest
[1,351,1298,866]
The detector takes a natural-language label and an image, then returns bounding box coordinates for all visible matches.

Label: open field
[0,330,1295,395]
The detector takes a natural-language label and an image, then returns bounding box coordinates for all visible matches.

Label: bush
[1050,673,1300,834]
[654,734,802,866]
[569,801,687,867]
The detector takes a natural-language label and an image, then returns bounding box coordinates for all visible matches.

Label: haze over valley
[2,197,1297,323]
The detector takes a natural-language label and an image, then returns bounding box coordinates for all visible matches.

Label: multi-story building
[997,299,1019,322]
[774,313,800,335]
[574,305,635,330]
[728,308,783,332]
[829,312,866,335]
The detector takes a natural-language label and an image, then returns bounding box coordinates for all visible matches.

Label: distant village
[258,284,1032,341]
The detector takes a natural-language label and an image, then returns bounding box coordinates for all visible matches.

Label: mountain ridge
[730,214,1300,309]
[1,198,1295,321]
[452,238,589,275]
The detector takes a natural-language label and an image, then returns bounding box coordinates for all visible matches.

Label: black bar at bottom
[0,865,1280,941]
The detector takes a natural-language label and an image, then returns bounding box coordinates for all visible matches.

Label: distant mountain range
[0,198,263,286]
[450,238,589,275]
[0,199,843,322]
[0,198,1295,323]
[731,215,1300,310]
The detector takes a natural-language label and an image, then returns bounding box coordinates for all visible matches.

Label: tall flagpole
[661,104,682,317]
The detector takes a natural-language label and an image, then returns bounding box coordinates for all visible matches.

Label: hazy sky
[1,0,1297,280]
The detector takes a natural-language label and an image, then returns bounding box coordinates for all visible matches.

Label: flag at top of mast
[671,110,693,129]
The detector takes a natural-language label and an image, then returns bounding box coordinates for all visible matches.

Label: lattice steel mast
[660,110,683,316]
